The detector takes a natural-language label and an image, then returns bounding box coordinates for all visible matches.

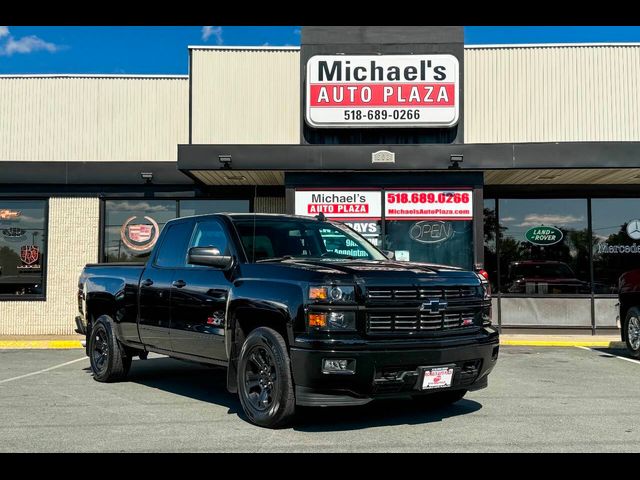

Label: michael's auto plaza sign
[305,54,459,128]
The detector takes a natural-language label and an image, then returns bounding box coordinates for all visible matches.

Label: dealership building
[2,26,640,335]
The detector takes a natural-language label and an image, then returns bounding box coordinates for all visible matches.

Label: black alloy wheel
[88,317,132,382]
[237,327,296,428]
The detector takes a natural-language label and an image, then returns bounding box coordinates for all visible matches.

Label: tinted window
[384,220,473,269]
[0,200,47,297]
[154,222,193,268]
[483,199,498,291]
[499,199,590,295]
[179,200,250,217]
[592,198,640,294]
[189,220,229,254]
[104,200,176,263]
[233,218,385,262]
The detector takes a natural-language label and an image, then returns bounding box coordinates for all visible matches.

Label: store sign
[2,227,26,239]
[17,245,41,271]
[626,219,640,240]
[305,54,459,128]
[295,190,382,220]
[0,209,21,220]
[409,221,454,244]
[385,190,473,220]
[120,216,160,253]
[525,226,563,246]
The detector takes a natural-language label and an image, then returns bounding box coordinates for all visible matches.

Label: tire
[237,327,296,428]
[624,307,640,359]
[88,316,132,382]
[412,389,467,407]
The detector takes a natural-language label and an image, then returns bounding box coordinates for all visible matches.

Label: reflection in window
[0,200,47,297]
[179,200,250,217]
[384,220,473,269]
[483,199,498,291]
[498,199,590,295]
[592,199,640,294]
[103,200,176,263]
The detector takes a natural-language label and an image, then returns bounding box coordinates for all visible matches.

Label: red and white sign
[422,367,454,390]
[295,190,382,220]
[385,190,473,220]
[20,245,40,265]
[306,54,459,128]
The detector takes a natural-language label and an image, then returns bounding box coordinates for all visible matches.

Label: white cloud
[516,214,584,228]
[202,26,223,45]
[501,216,515,222]
[0,27,62,56]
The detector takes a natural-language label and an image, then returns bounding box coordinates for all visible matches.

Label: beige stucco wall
[0,197,99,335]
[191,48,300,144]
[465,45,640,143]
[0,76,188,162]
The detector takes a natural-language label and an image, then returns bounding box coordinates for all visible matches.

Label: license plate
[421,366,454,390]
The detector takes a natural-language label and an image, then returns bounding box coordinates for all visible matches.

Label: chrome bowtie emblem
[420,299,448,314]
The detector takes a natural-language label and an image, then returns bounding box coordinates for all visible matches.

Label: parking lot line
[576,346,640,365]
[0,357,88,385]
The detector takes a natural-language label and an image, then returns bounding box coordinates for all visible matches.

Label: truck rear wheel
[89,317,132,382]
[624,307,640,359]
[412,389,467,407]
[237,327,295,428]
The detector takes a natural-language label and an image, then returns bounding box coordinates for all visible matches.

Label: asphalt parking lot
[1,345,639,452]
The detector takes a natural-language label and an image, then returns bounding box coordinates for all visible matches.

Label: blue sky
[2,26,640,74]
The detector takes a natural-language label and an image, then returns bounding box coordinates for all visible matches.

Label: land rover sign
[305,54,459,128]
[525,226,563,246]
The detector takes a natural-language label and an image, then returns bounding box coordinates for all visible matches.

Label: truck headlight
[308,311,357,332]
[309,285,356,303]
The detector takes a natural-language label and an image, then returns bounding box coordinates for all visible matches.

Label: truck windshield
[232,218,386,262]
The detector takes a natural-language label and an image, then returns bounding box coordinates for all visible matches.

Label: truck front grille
[367,286,480,301]
[367,310,478,335]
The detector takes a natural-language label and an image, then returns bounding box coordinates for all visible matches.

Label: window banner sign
[305,54,459,128]
[385,190,473,220]
[294,190,382,220]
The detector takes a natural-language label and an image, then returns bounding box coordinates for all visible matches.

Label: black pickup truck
[76,213,499,428]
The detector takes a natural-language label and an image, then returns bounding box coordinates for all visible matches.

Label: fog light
[322,358,355,374]
[308,313,327,328]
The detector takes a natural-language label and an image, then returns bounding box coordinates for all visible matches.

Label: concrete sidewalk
[0,333,626,349]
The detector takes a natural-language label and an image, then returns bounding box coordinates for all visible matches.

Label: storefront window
[0,200,47,297]
[103,199,252,263]
[592,198,640,294]
[384,220,474,269]
[104,200,176,263]
[484,199,498,291]
[498,199,590,295]
[179,199,250,217]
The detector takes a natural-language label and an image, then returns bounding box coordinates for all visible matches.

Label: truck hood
[250,258,481,286]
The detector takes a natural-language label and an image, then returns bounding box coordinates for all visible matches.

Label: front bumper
[291,327,499,406]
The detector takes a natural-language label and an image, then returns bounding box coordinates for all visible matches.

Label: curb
[0,341,84,349]
[0,339,627,349]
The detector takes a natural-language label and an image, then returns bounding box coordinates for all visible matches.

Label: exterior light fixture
[449,154,463,169]
[219,154,232,169]
[140,172,153,184]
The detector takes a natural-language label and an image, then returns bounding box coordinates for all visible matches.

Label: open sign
[409,221,454,244]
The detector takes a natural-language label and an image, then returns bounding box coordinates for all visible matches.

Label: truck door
[169,218,232,361]
[138,219,194,352]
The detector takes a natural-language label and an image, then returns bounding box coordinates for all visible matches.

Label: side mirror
[188,246,233,270]
[381,250,395,260]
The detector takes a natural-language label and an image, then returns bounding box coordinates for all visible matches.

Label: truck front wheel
[624,307,640,359]
[237,327,296,428]
[89,316,132,382]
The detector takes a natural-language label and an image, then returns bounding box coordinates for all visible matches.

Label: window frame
[0,198,49,302]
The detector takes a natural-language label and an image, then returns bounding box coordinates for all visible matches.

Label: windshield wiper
[255,255,296,263]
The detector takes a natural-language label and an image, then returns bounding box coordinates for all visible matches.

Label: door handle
[141,279,154,287]
[172,279,187,288]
